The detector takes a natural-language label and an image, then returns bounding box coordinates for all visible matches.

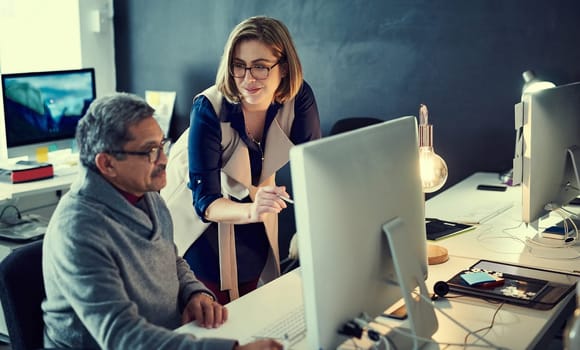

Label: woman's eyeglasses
[229,61,280,80]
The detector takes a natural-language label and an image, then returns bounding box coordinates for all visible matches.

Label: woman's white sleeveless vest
[161,85,296,300]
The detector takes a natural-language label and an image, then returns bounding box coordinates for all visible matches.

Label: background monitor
[1,68,96,160]
[522,82,580,226]
[290,116,436,349]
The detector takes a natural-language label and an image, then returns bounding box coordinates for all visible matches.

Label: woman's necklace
[246,128,265,161]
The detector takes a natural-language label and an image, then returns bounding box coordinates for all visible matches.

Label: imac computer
[520,81,580,227]
[1,68,96,160]
[290,116,437,349]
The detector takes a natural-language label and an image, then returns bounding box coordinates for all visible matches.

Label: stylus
[476,279,505,289]
[278,195,294,204]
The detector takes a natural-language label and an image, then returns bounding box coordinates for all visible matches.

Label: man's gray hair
[76,92,155,171]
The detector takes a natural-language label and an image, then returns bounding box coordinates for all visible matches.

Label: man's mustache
[151,164,166,177]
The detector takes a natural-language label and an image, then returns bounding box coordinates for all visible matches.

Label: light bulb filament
[419,104,429,125]
[419,147,448,193]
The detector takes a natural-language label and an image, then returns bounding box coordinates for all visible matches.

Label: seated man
[42,92,281,350]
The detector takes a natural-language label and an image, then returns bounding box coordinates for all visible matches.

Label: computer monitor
[521,81,580,226]
[1,68,96,160]
[290,116,437,349]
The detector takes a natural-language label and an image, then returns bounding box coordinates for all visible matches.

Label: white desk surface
[176,269,304,344]
[0,171,77,200]
[426,172,580,275]
[343,254,574,350]
[178,256,572,349]
[177,172,578,349]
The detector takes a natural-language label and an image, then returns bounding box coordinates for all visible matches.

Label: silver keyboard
[249,305,306,346]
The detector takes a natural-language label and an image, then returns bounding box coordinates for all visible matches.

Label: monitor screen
[1,68,96,159]
[522,81,580,226]
[290,116,437,349]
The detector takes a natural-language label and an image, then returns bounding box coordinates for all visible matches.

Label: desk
[0,171,76,200]
[177,172,578,349]
[178,259,573,349]
[0,171,77,224]
[426,172,580,274]
[0,171,77,340]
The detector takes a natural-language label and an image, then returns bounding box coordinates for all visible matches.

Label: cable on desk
[20,203,59,215]
[555,208,578,243]
[359,319,505,350]
[494,221,528,246]
[561,207,580,219]
[522,208,579,255]
[466,222,529,256]
[0,205,22,224]
[464,302,504,345]
[347,292,508,350]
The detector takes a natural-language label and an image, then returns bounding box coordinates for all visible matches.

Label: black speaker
[433,281,450,298]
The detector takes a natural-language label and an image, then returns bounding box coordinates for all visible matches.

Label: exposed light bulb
[418,104,448,193]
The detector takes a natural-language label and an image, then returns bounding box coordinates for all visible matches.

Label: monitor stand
[382,218,438,350]
[427,244,449,265]
[47,149,80,176]
[565,145,580,191]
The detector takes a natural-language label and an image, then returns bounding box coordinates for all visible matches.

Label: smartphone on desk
[476,184,507,192]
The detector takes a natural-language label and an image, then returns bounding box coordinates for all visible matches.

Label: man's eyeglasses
[109,138,172,164]
[230,61,280,80]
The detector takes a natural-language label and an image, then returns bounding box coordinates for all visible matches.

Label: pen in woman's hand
[278,195,294,204]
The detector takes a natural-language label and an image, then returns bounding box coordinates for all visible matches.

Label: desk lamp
[520,70,555,100]
[418,104,449,265]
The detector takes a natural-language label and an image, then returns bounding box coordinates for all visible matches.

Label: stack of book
[0,160,54,184]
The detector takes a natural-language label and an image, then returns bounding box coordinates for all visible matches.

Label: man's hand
[181,292,228,328]
[235,339,284,350]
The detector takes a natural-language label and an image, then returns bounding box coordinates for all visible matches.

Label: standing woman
[162,16,321,304]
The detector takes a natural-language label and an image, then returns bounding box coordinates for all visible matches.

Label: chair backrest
[329,117,384,136]
[0,240,45,350]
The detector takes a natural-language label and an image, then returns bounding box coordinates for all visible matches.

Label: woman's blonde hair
[215,16,303,104]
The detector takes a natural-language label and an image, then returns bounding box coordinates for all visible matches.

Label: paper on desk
[454,202,514,224]
[427,198,514,225]
[424,172,520,225]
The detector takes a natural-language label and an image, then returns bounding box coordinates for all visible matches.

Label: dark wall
[113,0,580,255]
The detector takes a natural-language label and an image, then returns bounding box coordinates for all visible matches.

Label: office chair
[329,117,383,136]
[0,240,45,350]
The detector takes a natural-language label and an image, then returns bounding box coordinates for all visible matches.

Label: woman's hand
[248,186,290,222]
[204,186,292,224]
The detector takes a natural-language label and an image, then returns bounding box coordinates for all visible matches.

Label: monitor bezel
[522,81,580,226]
[291,116,436,349]
[1,68,96,159]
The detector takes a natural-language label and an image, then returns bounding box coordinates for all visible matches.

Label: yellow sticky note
[36,147,49,163]
[146,91,160,107]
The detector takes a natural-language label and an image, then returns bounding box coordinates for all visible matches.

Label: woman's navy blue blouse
[185,81,321,283]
